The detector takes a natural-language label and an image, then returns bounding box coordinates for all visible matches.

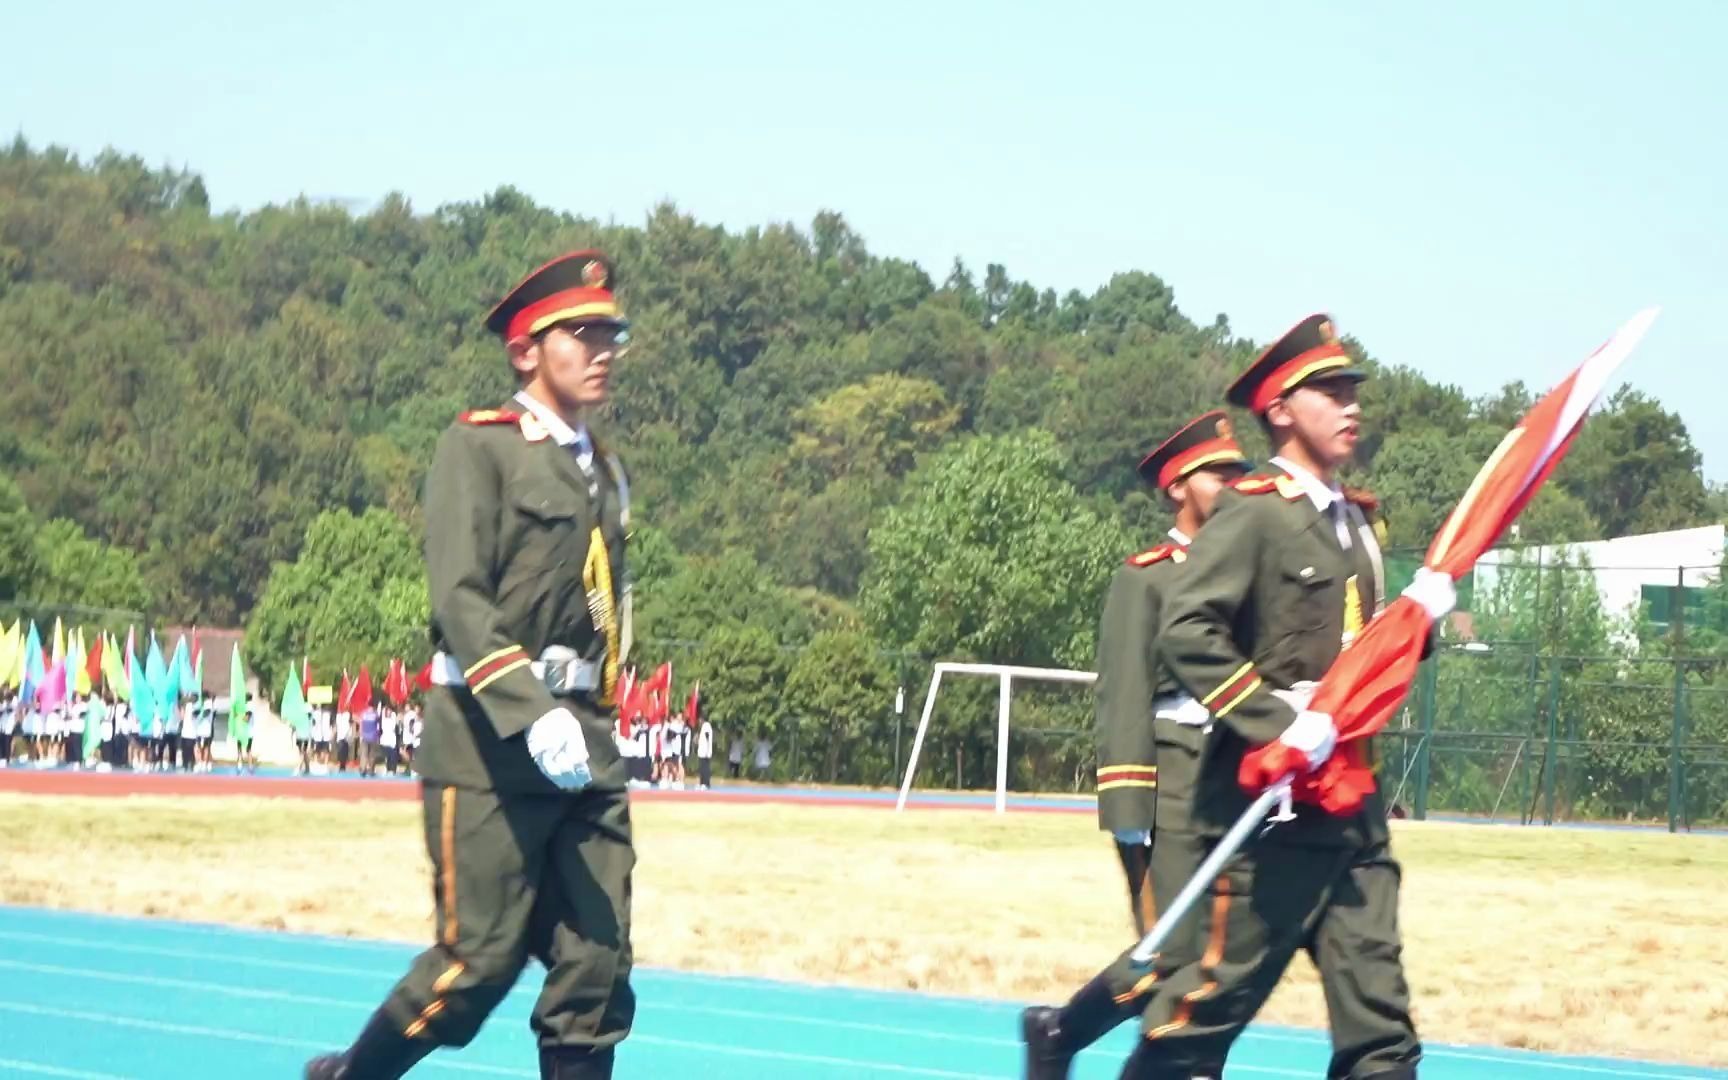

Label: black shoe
[540,1045,615,1080]
[303,1054,349,1080]
[308,1007,436,1080]
[1021,1006,1073,1080]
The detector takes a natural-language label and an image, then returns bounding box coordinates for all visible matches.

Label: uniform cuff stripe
[1213,676,1264,718]
[1099,779,1159,792]
[1201,663,1255,706]
[465,644,526,679]
[471,657,532,695]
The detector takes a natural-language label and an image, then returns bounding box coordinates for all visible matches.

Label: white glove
[1112,828,1152,846]
[1402,567,1458,620]
[1269,680,1319,713]
[525,707,593,791]
[1278,709,1338,772]
[1154,694,1211,728]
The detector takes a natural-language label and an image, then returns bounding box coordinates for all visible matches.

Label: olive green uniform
[1094,537,1186,937]
[1027,538,1221,1069]
[1131,468,1421,1080]
[359,405,635,1073]
[1022,410,1253,1080]
[1093,534,1216,962]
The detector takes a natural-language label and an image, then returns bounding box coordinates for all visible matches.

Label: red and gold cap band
[1157,437,1248,489]
[1137,409,1250,491]
[484,250,627,342]
[1247,342,1353,414]
[505,289,621,342]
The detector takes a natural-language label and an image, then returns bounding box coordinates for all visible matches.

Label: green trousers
[375,782,636,1054]
[1130,841,1420,1079]
[1098,830,1210,1009]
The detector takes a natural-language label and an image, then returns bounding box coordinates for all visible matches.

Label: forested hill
[0,139,1715,668]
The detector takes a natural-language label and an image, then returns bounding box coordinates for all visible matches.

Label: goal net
[894,662,1097,813]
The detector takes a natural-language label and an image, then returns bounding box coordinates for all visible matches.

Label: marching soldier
[1122,314,1420,1079]
[305,251,637,1080]
[1022,411,1248,1079]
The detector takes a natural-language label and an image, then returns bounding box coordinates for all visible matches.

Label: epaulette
[1343,486,1380,516]
[1232,473,1305,501]
[1127,544,1186,567]
[459,409,522,426]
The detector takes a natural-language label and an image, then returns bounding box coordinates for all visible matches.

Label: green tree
[244,508,428,692]
[860,430,1131,669]
[1561,388,1709,536]
[1470,547,1613,656]
[1047,336,1226,498]
[691,624,790,742]
[786,374,958,486]
[0,473,38,601]
[865,303,990,422]
[28,519,150,614]
[634,551,811,650]
[783,628,895,781]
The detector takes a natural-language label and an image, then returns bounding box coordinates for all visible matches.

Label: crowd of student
[286,703,422,776]
[0,685,225,771]
[0,680,735,791]
[615,713,714,789]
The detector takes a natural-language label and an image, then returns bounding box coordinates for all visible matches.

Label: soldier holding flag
[1121,314,1418,1079]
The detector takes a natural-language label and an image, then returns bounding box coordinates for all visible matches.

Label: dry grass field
[1,792,1725,1066]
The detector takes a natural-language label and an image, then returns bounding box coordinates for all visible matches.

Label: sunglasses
[542,322,631,351]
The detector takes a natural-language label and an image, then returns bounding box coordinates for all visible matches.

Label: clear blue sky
[6,0,1724,478]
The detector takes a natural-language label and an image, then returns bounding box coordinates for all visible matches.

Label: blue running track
[0,906,1720,1079]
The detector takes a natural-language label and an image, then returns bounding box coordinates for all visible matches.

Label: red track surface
[0,768,1088,812]
[0,768,416,802]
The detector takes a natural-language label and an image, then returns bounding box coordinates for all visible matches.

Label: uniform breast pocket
[1279,556,1336,632]
[507,482,585,572]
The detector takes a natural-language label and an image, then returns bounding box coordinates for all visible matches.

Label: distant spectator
[696,717,714,790]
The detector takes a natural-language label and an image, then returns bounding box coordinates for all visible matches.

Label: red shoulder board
[1343,486,1380,515]
[1127,544,1186,567]
[1231,474,1279,495]
[459,409,522,426]
[1233,473,1305,501]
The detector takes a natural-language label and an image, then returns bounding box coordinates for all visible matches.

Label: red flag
[337,671,353,713]
[615,667,638,737]
[384,658,410,706]
[415,659,434,692]
[85,633,105,688]
[350,666,374,715]
[1241,309,1660,815]
[685,680,701,723]
[642,662,672,725]
[303,659,314,698]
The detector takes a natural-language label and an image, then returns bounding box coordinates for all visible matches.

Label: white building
[1472,524,1724,639]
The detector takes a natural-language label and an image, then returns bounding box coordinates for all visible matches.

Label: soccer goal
[894,662,1098,814]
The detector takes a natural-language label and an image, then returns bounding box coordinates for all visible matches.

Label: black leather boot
[303,1007,435,1080]
[1021,1004,1073,1079]
[1022,971,1139,1078]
